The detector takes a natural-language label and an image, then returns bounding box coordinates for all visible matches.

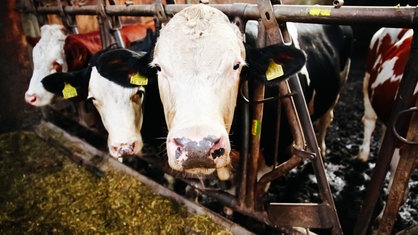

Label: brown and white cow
[357,28,418,164]
[25,21,154,106]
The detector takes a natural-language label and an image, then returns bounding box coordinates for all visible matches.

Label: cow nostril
[175,146,183,159]
[173,138,186,159]
[211,148,225,159]
[25,94,37,104]
[131,141,136,151]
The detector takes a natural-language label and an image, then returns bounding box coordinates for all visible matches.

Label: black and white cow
[41,32,159,161]
[248,21,353,165]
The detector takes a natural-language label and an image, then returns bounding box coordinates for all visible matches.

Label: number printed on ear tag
[62,83,78,99]
[266,60,284,81]
[130,73,148,86]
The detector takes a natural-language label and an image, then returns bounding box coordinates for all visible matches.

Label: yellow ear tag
[130,73,148,86]
[266,60,284,81]
[62,83,78,99]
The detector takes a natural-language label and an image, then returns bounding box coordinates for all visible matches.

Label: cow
[40,31,158,160]
[25,21,154,107]
[357,27,418,176]
[244,21,353,164]
[149,5,351,180]
[355,27,418,227]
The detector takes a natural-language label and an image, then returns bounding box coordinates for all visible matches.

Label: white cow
[151,5,246,180]
[150,5,305,180]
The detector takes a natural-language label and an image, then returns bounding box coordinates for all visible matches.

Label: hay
[0,131,232,234]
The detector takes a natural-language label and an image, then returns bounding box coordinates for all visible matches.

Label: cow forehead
[32,26,67,69]
[89,67,140,101]
[153,5,245,71]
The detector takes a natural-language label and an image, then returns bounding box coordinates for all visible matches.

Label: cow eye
[137,87,145,99]
[233,63,240,70]
[86,97,96,104]
[155,64,161,72]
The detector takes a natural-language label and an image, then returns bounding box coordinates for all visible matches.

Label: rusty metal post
[353,26,418,235]
[375,105,418,234]
[233,16,250,207]
[245,20,266,209]
[57,0,79,34]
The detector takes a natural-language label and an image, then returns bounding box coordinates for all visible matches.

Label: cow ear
[64,37,92,71]
[41,68,91,100]
[26,36,40,47]
[244,44,306,85]
[96,48,157,88]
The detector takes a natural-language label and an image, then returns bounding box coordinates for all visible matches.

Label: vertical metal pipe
[287,75,343,235]
[235,17,250,206]
[375,103,418,234]
[245,21,266,209]
[353,27,418,235]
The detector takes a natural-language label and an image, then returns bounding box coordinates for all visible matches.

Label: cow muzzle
[167,133,231,180]
[109,139,142,159]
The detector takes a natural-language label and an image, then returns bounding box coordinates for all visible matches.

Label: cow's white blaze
[88,67,144,158]
[25,25,68,106]
[151,5,245,179]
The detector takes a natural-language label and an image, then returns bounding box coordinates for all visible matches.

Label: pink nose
[110,140,139,157]
[25,93,38,104]
[171,136,225,169]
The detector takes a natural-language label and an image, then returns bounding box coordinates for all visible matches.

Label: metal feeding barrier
[19,0,418,234]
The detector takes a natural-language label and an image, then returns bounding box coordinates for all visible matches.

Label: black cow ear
[41,69,90,100]
[244,44,306,85]
[96,48,157,88]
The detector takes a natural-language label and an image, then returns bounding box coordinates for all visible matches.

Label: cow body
[357,28,418,163]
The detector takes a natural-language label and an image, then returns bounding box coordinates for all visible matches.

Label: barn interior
[0,0,417,234]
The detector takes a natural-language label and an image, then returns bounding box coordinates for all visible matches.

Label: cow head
[25,24,94,106]
[25,24,68,106]
[148,5,306,180]
[41,48,155,160]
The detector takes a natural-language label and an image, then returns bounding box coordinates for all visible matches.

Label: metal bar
[234,16,250,207]
[267,203,333,228]
[34,4,418,27]
[287,74,343,234]
[353,26,418,235]
[375,100,418,234]
[245,20,266,209]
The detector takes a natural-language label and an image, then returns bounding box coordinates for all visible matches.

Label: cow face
[25,25,68,106]
[150,5,306,180]
[42,48,154,160]
[150,5,245,180]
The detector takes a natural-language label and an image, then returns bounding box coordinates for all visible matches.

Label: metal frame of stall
[19,1,418,234]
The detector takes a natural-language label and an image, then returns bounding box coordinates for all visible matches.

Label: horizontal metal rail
[30,4,418,27]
